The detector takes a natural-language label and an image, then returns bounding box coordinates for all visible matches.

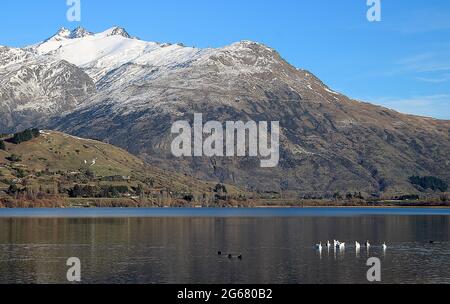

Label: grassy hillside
[0,130,248,207]
[1,130,446,208]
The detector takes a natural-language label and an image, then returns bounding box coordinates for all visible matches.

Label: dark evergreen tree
[409,176,448,192]
[10,128,40,144]
[7,184,19,195]
[6,154,22,162]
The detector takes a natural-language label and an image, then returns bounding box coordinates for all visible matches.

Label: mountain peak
[44,26,132,45]
[46,27,93,42]
[228,40,275,53]
[49,27,71,41]
[103,26,131,38]
[69,27,93,39]
[57,27,70,35]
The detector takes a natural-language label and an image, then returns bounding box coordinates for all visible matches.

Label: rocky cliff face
[1,27,449,197]
[0,46,95,132]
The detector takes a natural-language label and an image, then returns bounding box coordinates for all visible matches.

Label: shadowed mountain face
[1,27,449,197]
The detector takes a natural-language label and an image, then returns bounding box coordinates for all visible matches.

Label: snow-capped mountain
[29,27,335,114]
[68,26,94,39]
[29,26,209,83]
[1,27,449,196]
[0,45,94,132]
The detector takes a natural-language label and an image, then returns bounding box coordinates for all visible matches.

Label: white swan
[382,243,387,250]
[333,240,338,247]
[355,241,361,250]
[326,241,331,248]
[315,242,323,251]
[339,242,346,250]
[365,241,371,248]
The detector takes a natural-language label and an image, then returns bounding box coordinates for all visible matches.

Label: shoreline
[1,206,450,220]
[1,205,450,210]
[1,195,449,209]
[254,205,450,209]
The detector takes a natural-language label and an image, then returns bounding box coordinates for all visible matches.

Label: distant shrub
[214,183,228,194]
[0,140,5,151]
[68,184,130,198]
[344,192,365,200]
[6,184,19,195]
[99,185,129,198]
[10,128,40,144]
[14,168,27,179]
[409,176,448,192]
[333,192,343,200]
[68,185,98,198]
[68,185,86,198]
[6,154,22,162]
[183,194,194,202]
[0,177,13,185]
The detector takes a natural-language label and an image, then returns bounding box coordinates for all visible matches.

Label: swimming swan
[315,242,323,251]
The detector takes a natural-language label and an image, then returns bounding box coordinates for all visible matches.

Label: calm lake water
[0,208,449,284]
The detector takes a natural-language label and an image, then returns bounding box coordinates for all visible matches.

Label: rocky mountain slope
[0,45,95,132]
[1,27,449,197]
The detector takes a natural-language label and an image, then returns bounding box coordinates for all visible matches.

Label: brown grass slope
[0,130,244,206]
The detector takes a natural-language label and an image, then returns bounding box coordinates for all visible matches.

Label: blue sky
[1,0,449,119]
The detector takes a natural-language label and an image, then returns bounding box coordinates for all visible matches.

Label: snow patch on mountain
[69,27,94,39]
[28,27,290,86]
[0,44,95,127]
[30,26,214,82]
